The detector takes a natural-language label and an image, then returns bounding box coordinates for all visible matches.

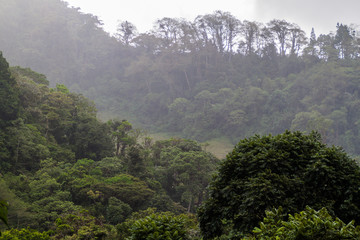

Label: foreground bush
[246,206,360,239]
[118,208,200,240]
[198,131,360,239]
[0,228,50,240]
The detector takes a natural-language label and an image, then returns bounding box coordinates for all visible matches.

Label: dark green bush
[246,206,360,239]
[198,131,360,239]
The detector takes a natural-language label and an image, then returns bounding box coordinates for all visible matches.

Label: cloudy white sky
[65,0,360,36]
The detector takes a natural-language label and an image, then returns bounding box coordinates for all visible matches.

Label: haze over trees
[2,0,360,239]
[1,0,360,157]
[0,52,217,238]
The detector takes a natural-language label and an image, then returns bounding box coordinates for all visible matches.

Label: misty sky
[65,0,360,36]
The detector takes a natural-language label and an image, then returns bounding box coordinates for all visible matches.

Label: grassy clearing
[97,112,235,159]
[148,132,234,159]
[202,137,234,159]
[149,132,179,141]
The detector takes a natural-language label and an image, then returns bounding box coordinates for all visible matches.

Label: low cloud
[253,0,360,34]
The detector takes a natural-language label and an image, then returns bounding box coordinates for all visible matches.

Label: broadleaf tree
[198,131,360,239]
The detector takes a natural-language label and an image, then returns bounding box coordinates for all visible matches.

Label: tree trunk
[184,70,191,90]
[187,195,192,213]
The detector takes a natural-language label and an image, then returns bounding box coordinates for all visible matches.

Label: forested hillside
[1,0,360,156]
[0,52,218,238]
[2,52,360,239]
[3,0,360,238]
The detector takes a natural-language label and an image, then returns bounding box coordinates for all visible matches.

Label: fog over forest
[1,0,360,239]
[65,0,360,35]
[254,0,360,34]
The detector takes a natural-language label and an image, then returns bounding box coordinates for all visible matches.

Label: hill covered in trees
[1,0,360,156]
[0,51,218,238]
[2,51,360,238]
[3,1,360,238]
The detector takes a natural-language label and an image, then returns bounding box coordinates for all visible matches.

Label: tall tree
[154,17,181,48]
[196,11,240,54]
[334,23,354,59]
[267,19,292,56]
[0,200,9,228]
[288,23,307,56]
[198,131,360,239]
[317,33,337,60]
[239,20,262,56]
[0,52,19,125]
[306,27,318,56]
[116,20,138,46]
[108,119,134,157]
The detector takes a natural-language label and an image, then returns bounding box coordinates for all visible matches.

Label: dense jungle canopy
[2,0,360,239]
[1,0,360,156]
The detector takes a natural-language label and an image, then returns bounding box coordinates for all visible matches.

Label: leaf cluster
[247,206,360,239]
[198,131,360,238]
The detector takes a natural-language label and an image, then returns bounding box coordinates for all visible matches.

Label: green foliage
[105,176,154,209]
[54,83,69,94]
[105,174,134,184]
[0,178,31,228]
[64,158,154,212]
[0,51,221,238]
[70,117,114,161]
[0,52,19,125]
[10,66,49,85]
[106,197,132,225]
[53,211,109,240]
[198,131,360,239]
[117,208,157,239]
[0,201,9,228]
[94,157,123,177]
[119,209,200,240]
[27,169,82,230]
[0,227,50,240]
[5,120,50,171]
[129,212,188,240]
[246,206,360,239]
[152,138,218,212]
[0,62,115,173]
[126,145,147,178]
[2,0,360,157]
